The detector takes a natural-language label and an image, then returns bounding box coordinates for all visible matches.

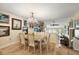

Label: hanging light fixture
[27,12,36,28]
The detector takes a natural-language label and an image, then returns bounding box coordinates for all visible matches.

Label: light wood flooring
[0,43,79,55]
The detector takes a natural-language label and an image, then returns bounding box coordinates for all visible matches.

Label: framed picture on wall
[12,18,22,30]
[0,13,9,23]
[0,26,10,37]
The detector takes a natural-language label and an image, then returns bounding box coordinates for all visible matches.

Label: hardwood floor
[0,43,79,55]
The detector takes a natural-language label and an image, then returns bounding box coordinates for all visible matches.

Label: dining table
[24,32,49,54]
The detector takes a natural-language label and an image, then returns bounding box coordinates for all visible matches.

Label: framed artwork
[0,26,10,37]
[12,18,22,30]
[0,13,9,23]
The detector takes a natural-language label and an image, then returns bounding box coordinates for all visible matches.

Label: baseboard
[0,41,19,49]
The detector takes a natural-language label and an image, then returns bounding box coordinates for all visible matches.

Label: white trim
[0,41,19,49]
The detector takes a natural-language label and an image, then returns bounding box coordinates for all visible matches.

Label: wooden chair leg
[19,42,22,49]
[53,44,56,55]
[24,45,26,50]
[34,47,35,54]
[46,44,48,54]
[28,46,30,52]
[40,41,42,54]
[0,50,2,55]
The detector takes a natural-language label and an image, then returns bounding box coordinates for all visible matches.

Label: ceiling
[0,3,79,26]
[0,3,79,20]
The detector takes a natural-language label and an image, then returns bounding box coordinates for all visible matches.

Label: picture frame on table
[12,18,22,30]
[0,13,9,23]
[0,26,10,37]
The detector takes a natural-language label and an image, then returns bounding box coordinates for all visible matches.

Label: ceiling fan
[50,20,59,26]
[50,24,59,26]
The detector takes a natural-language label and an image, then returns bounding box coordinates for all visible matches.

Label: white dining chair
[28,33,36,54]
[49,33,57,54]
[34,32,42,54]
[19,32,27,50]
[40,32,49,54]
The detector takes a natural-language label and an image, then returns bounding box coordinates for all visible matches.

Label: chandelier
[26,12,37,28]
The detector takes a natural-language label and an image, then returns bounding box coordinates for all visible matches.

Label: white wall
[0,11,23,49]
